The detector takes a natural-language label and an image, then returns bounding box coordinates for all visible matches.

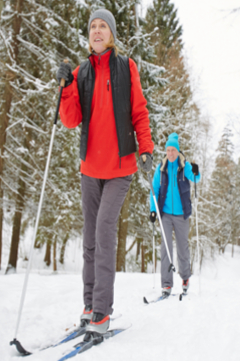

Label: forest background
[0,0,240,276]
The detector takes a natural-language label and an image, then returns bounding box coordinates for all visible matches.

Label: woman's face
[89,19,112,54]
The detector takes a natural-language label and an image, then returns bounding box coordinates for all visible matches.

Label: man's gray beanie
[88,9,116,41]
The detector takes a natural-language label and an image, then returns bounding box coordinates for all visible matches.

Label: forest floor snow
[1,245,240,361]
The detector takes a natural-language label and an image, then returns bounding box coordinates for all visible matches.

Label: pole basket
[10,338,31,356]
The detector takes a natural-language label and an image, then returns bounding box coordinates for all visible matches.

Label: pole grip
[142,154,147,163]
[60,59,69,88]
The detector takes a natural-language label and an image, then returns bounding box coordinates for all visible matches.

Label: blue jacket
[150,153,201,219]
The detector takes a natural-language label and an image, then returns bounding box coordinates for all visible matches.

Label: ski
[51,324,87,347]
[10,324,87,356]
[143,293,186,304]
[179,292,187,301]
[11,314,122,356]
[51,312,121,347]
[143,294,177,304]
[58,325,131,361]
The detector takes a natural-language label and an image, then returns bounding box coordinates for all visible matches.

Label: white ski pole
[10,61,68,356]
[146,170,175,273]
[152,222,156,288]
[194,176,201,295]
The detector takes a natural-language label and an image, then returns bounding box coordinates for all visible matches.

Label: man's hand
[149,212,156,223]
[191,163,199,176]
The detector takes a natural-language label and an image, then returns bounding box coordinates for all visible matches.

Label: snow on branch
[4,145,37,173]
[16,35,46,60]
[0,176,19,196]
[5,63,52,90]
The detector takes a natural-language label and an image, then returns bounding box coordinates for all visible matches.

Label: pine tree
[137,0,202,272]
[208,126,235,254]
[144,0,183,63]
[1,0,87,273]
[231,158,240,254]
[188,116,214,270]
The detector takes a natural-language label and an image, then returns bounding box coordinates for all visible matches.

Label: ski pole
[147,172,175,272]
[152,222,155,288]
[194,176,201,294]
[10,61,68,356]
[141,155,175,272]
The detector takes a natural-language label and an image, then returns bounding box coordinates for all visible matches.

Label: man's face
[166,146,179,163]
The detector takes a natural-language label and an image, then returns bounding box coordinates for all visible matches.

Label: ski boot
[162,286,172,299]
[80,304,93,327]
[182,279,189,294]
[84,312,110,344]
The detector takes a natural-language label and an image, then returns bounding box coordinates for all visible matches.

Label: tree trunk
[59,233,69,264]
[0,77,13,272]
[0,1,3,18]
[0,188,2,270]
[5,173,26,274]
[136,238,141,261]
[53,237,57,271]
[44,240,51,266]
[141,240,145,273]
[116,186,131,272]
[232,240,234,258]
[0,0,24,271]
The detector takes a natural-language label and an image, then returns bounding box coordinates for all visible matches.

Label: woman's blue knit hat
[165,133,180,151]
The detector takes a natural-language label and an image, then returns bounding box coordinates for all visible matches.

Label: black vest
[158,154,192,220]
[77,49,137,161]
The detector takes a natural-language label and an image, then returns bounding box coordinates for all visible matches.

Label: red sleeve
[129,58,154,155]
[59,66,82,128]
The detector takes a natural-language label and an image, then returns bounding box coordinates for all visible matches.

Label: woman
[57,9,154,340]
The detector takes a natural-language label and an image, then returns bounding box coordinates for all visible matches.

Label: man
[150,133,200,296]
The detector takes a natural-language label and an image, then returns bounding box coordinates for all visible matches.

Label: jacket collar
[89,48,113,68]
[160,152,186,172]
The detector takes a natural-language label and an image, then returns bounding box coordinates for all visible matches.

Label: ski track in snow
[1,246,240,361]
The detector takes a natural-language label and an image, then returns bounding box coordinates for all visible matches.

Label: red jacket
[59,50,154,179]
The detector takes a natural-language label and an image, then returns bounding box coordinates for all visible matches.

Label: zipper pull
[98,55,101,65]
[107,79,109,91]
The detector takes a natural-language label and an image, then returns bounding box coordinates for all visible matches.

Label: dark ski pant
[81,174,132,316]
[161,213,191,288]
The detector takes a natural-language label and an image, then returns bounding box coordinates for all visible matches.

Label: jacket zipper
[109,68,122,167]
[107,79,110,106]
[83,57,95,160]
[100,67,104,108]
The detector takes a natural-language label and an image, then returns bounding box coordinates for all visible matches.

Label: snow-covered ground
[1,245,240,361]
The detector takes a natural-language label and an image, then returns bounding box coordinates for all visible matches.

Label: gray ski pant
[161,213,191,288]
[81,174,132,316]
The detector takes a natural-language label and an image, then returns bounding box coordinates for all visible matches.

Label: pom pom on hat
[165,133,180,151]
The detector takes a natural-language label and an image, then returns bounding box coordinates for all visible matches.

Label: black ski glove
[56,62,74,87]
[139,153,153,173]
[150,212,156,223]
[191,163,199,176]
